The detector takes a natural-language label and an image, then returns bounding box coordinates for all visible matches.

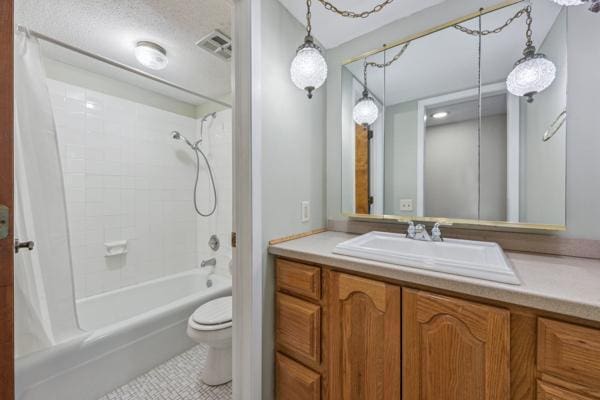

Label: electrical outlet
[301,201,310,223]
[400,199,413,211]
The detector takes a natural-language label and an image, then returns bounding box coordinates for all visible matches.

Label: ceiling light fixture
[432,111,449,119]
[135,41,168,70]
[290,0,328,99]
[506,6,556,103]
[291,0,396,99]
[352,42,410,126]
[549,0,599,12]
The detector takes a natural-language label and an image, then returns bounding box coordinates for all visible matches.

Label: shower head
[171,131,194,148]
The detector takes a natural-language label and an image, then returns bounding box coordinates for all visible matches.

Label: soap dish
[104,240,128,257]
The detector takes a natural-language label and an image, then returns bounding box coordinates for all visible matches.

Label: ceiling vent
[196,30,232,61]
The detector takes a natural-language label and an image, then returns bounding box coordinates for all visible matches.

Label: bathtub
[15,269,232,400]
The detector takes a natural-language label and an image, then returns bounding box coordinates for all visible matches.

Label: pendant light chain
[306,0,313,37]
[361,42,410,92]
[453,6,532,37]
[317,0,394,18]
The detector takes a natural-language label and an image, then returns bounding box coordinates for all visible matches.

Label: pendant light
[352,43,410,126]
[353,60,379,126]
[290,0,328,99]
[549,0,599,11]
[506,6,556,103]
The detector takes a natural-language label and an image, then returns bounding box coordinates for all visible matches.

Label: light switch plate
[301,201,310,223]
[400,199,413,211]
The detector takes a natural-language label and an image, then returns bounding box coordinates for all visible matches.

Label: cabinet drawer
[276,353,320,400]
[538,318,600,391]
[276,293,321,364]
[276,259,321,300]
[537,381,595,400]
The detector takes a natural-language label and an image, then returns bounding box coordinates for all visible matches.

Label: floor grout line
[98,345,232,400]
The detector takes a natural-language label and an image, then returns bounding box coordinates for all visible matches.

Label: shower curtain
[14,30,82,357]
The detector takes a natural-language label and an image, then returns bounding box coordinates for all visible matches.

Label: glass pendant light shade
[550,0,585,5]
[290,38,328,99]
[507,48,556,103]
[353,93,379,126]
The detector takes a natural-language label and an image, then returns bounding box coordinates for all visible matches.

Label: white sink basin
[333,231,520,285]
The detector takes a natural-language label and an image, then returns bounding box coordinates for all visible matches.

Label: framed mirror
[341,0,567,230]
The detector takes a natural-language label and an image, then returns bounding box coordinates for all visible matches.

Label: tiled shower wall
[48,79,231,299]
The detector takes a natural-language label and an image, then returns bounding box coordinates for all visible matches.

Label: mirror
[341,0,567,229]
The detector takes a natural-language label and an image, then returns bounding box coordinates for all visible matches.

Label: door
[327,272,401,400]
[355,124,371,214]
[0,1,14,398]
[403,289,510,400]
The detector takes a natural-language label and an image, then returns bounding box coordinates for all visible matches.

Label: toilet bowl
[187,296,232,386]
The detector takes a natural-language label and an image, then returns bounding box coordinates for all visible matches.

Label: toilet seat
[189,296,232,331]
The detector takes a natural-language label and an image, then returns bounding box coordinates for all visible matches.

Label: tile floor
[98,345,232,400]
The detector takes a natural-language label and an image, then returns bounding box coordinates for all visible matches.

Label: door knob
[15,239,35,253]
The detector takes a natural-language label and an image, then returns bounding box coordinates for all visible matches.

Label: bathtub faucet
[201,258,217,268]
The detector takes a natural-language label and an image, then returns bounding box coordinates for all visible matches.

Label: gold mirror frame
[341,0,567,233]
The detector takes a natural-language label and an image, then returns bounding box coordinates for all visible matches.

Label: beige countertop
[268,231,600,322]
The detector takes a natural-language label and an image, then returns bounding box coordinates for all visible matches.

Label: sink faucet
[406,221,444,242]
[201,257,217,268]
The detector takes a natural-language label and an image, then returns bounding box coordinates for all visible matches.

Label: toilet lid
[192,296,232,326]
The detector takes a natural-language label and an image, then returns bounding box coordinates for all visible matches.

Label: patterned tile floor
[98,345,232,400]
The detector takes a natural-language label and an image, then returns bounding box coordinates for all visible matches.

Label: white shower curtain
[14,30,82,357]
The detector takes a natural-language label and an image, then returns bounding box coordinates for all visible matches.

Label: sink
[333,231,520,285]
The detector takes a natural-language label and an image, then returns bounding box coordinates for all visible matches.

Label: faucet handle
[406,221,416,239]
[431,222,443,242]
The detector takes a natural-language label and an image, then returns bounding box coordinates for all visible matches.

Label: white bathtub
[16,269,232,400]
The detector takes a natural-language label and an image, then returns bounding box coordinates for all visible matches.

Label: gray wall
[425,114,507,220]
[260,0,327,397]
[384,101,418,215]
[326,1,600,239]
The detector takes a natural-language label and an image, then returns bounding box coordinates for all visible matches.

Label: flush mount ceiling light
[506,6,556,103]
[292,0,395,99]
[135,41,168,70]
[432,111,449,119]
[352,42,410,126]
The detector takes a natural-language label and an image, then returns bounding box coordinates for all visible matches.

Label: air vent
[196,30,232,61]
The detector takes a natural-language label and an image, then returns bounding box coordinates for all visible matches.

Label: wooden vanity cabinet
[327,272,401,400]
[403,288,510,400]
[274,256,600,400]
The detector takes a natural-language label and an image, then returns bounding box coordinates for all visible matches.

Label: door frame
[0,0,14,399]
[231,0,263,399]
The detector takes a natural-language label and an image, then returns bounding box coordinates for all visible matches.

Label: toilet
[187,296,232,386]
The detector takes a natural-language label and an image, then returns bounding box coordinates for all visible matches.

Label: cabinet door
[327,272,401,400]
[403,289,510,400]
[276,353,320,400]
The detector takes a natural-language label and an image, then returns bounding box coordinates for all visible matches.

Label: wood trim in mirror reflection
[342,213,566,233]
[342,0,524,66]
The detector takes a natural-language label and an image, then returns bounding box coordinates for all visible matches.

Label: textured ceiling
[15,0,232,105]
[277,0,446,49]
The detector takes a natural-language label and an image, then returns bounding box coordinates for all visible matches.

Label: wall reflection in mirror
[341,0,567,228]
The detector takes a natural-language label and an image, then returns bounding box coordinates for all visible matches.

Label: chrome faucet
[405,221,444,242]
[201,257,217,268]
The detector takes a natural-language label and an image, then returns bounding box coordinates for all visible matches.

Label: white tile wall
[195,110,233,273]
[48,79,232,299]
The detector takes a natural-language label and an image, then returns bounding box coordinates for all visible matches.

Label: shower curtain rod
[16,25,232,109]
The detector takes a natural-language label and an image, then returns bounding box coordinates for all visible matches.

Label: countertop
[269,231,600,322]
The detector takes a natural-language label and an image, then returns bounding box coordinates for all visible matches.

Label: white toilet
[187,296,232,386]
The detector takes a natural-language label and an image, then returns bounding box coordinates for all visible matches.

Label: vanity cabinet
[327,272,401,400]
[403,289,510,400]
[274,256,600,400]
